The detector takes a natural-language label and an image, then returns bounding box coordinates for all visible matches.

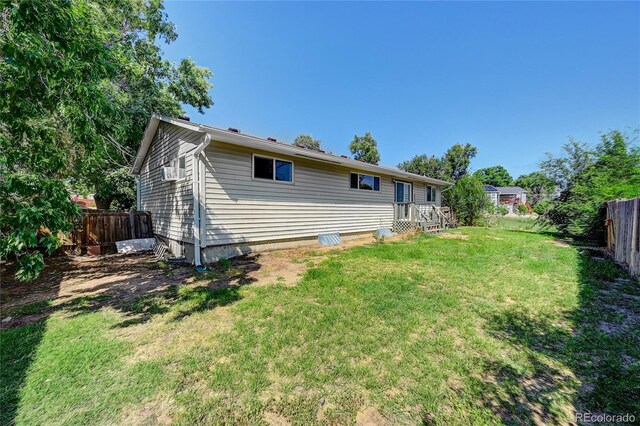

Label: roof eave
[199,127,452,186]
[130,114,206,175]
[131,114,453,186]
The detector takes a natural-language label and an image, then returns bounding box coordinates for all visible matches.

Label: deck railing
[393,203,452,233]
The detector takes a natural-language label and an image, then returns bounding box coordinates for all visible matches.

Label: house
[483,185,528,213]
[130,114,452,265]
[495,186,527,207]
[483,185,499,206]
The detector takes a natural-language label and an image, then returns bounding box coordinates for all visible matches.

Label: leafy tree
[541,130,640,241]
[443,175,489,226]
[0,0,213,281]
[514,171,555,205]
[293,134,321,151]
[94,168,136,210]
[397,154,445,180]
[533,199,552,215]
[398,143,478,183]
[442,143,478,182]
[540,138,594,192]
[474,166,513,187]
[349,132,380,164]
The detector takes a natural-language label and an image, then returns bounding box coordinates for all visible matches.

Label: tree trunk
[94,196,112,210]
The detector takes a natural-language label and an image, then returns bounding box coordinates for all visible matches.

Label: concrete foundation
[201,231,375,264]
[156,230,377,265]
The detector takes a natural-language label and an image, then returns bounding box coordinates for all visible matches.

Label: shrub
[93,168,136,210]
[517,204,529,215]
[533,199,552,215]
[444,175,489,226]
[540,130,640,241]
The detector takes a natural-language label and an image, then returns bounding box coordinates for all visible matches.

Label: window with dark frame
[350,173,380,191]
[426,185,436,202]
[253,155,293,182]
[275,160,292,182]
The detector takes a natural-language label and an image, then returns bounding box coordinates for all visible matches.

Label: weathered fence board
[606,198,640,277]
[66,211,154,254]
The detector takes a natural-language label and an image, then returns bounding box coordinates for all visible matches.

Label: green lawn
[2,223,639,425]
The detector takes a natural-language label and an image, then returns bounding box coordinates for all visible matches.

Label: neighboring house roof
[131,114,453,186]
[495,186,526,194]
[483,185,499,192]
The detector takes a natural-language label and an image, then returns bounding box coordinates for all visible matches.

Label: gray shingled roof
[495,186,526,194]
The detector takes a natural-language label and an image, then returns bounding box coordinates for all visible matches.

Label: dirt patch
[119,397,175,425]
[1,254,189,322]
[263,411,291,426]
[546,240,572,248]
[239,252,308,287]
[1,236,392,328]
[438,233,468,240]
[355,407,390,426]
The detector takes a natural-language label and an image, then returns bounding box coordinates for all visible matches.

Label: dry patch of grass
[438,232,469,240]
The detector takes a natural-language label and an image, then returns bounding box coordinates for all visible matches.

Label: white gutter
[192,133,211,267]
[199,126,453,187]
[135,177,141,210]
[132,114,453,187]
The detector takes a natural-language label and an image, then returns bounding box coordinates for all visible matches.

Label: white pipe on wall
[192,133,211,267]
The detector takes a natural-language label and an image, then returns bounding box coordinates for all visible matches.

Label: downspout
[135,177,141,211]
[192,132,211,268]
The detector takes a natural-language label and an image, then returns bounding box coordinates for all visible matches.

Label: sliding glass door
[395,181,412,203]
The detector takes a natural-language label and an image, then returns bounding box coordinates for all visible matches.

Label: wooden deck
[393,203,455,233]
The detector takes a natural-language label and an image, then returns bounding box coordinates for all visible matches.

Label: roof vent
[179,115,190,121]
[267,137,277,142]
[318,149,325,153]
[227,127,240,133]
[341,155,348,158]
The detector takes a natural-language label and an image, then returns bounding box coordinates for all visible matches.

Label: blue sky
[162,1,639,178]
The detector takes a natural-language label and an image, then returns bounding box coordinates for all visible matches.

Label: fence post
[631,198,639,274]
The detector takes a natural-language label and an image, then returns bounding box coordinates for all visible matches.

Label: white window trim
[169,155,187,182]
[252,154,295,184]
[349,171,381,192]
[426,185,437,203]
[394,180,413,203]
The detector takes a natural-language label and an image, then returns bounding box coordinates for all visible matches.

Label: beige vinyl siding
[203,142,443,246]
[204,143,396,246]
[414,182,426,204]
[138,122,202,242]
[414,183,442,205]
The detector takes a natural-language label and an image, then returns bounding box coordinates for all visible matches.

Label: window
[426,185,436,202]
[350,173,380,191]
[395,181,412,203]
[253,155,293,182]
[170,155,186,179]
[275,160,293,182]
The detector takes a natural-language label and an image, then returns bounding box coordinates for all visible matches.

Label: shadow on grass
[0,320,47,426]
[476,250,640,424]
[112,285,242,327]
[0,253,262,425]
[0,257,67,426]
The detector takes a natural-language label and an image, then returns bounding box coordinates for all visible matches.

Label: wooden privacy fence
[606,198,640,277]
[66,210,154,254]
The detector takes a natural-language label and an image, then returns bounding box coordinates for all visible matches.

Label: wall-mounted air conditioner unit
[161,167,180,181]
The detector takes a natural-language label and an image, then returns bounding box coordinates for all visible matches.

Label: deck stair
[393,203,454,234]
